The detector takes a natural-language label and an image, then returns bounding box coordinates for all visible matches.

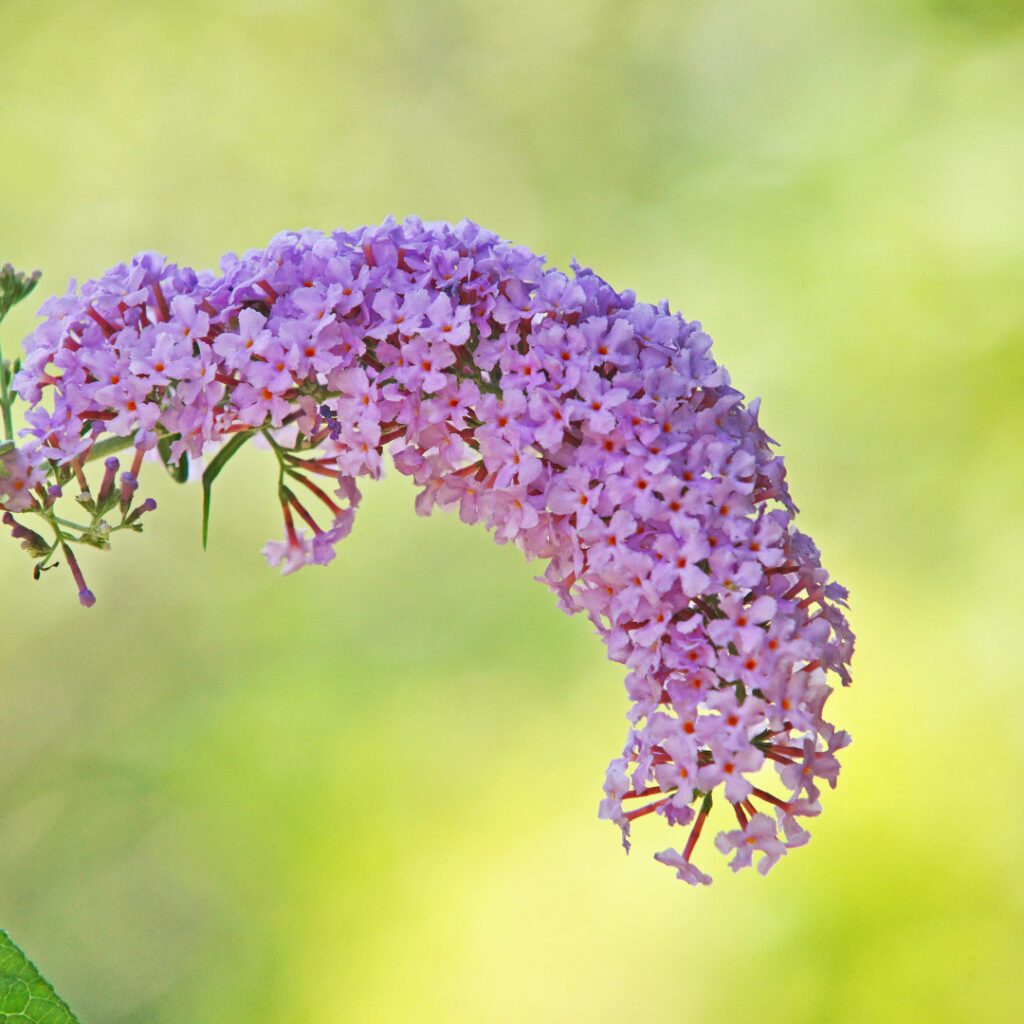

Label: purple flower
[3,216,854,884]
[714,812,788,875]
[653,848,712,887]
[212,307,272,371]
[0,445,47,511]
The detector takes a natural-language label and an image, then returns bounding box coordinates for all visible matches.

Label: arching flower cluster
[1,217,853,883]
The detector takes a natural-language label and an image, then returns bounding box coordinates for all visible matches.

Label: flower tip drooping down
[1,216,854,884]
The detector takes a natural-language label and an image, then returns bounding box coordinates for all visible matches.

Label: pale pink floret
[654,848,712,886]
[714,812,788,875]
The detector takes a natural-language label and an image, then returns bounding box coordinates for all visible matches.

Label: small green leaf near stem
[201,428,257,547]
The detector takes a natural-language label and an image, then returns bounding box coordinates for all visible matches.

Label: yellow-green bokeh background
[2,2,1022,1021]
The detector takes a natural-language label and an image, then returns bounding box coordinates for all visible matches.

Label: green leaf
[0,929,81,1024]
[156,434,189,484]
[84,436,134,464]
[201,428,256,548]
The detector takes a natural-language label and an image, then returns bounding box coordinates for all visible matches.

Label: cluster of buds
[0,218,853,882]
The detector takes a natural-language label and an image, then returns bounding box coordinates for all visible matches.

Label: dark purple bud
[319,403,342,440]
[125,497,157,525]
[119,471,138,511]
[97,456,120,505]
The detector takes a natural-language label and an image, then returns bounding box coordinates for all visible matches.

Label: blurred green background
[1,1,1022,1021]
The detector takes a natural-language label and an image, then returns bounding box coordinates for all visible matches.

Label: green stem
[262,429,289,491]
[39,513,97,533]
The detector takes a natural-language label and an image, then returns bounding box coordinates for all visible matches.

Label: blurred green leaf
[0,930,80,1024]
